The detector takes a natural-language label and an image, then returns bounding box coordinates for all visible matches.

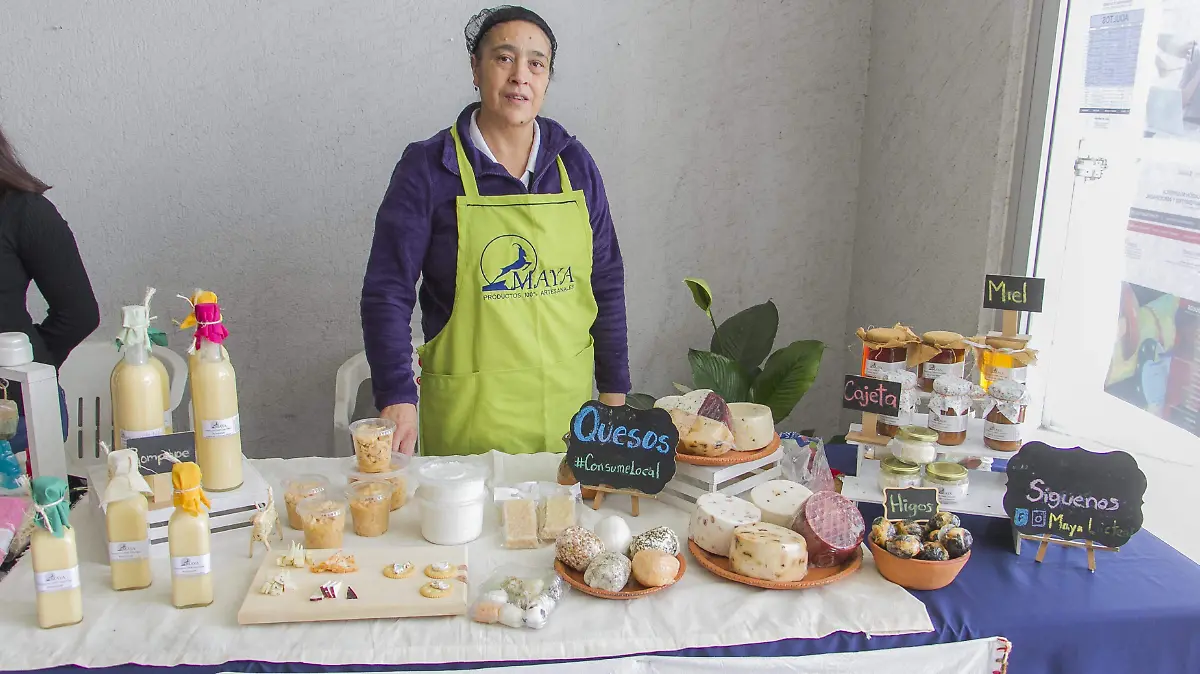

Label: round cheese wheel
[790,491,865,568]
[689,493,761,556]
[727,402,775,451]
[730,522,809,582]
[749,480,813,527]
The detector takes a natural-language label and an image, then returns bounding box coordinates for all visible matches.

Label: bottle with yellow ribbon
[179,289,243,491]
[111,288,169,448]
[102,445,154,591]
[30,475,83,628]
[168,461,213,608]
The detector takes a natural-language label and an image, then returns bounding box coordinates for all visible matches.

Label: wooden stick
[631,495,640,517]
[1086,541,1096,573]
[590,490,605,511]
[1035,534,1051,563]
[1002,310,1019,337]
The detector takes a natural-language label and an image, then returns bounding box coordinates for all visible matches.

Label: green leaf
[710,300,778,371]
[683,278,713,314]
[148,329,169,347]
[688,349,752,402]
[626,393,657,410]
[751,340,825,423]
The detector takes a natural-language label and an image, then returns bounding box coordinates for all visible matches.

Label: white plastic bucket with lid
[413,458,490,545]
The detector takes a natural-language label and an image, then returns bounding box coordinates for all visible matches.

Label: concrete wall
[0,0,873,456]
[846,0,1034,371]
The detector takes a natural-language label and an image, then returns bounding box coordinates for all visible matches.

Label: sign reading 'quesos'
[564,401,678,495]
[1003,441,1147,548]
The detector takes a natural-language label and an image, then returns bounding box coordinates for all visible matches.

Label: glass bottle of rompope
[181,290,243,491]
[111,288,168,449]
[102,447,154,591]
[29,476,83,628]
[168,461,213,608]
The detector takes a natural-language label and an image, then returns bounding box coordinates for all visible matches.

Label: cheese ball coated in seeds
[555,526,605,571]
[583,552,632,593]
[628,526,680,557]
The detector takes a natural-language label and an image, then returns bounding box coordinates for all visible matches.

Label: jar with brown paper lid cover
[982,379,1028,452]
[977,335,1037,391]
[876,370,918,437]
[910,331,969,392]
[927,376,982,446]
[856,324,920,379]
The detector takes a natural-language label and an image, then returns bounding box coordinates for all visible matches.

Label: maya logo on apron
[479,234,577,298]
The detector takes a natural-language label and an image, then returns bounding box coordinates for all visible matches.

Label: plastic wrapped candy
[470,566,568,630]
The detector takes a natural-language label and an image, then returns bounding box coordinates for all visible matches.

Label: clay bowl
[867,538,971,591]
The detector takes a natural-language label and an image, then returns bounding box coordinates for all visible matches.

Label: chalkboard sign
[884,487,940,522]
[126,432,196,475]
[983,274,1045,312]
[842,374,902,417]
[564,401,678,495]
[1003,441,1146,548]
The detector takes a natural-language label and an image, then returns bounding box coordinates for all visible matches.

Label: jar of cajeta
[928,376,980,446]
[983,379,1028,452]
[855,324,920,379]
[910,331,969,392]
[877,370,918,438]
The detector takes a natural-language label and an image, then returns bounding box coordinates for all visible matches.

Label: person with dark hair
[362,6,629,456]
[0,125,100,462]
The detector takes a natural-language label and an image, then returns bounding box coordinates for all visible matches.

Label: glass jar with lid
[877,370,918,437]
[977,335,1037,391]
[855,324,920,379]
[983,379,1029,452]
[912,331,969,392]
[928,375,981,446]
[877,456,922,491]
[886,425,939,465]
[924,461,969,503]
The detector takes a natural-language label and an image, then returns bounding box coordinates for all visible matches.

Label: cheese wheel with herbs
[689,493,761,556]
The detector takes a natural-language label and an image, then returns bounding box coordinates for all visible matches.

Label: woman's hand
[380,403,418,456]
[598,392,626,407]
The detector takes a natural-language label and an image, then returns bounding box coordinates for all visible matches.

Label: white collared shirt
[469,109,540,188]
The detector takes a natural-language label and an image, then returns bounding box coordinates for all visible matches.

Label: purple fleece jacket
[361,103,630,409]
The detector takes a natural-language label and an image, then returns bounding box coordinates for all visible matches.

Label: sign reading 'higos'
[565,401,678,494]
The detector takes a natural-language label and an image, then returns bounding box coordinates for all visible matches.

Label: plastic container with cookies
[297,494,347,549]
[349,417,396,473]
[283,475,330,530]
[347,454,410,511]
[346,480,393,537]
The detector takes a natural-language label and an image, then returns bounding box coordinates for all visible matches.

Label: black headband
[465,6,557,72]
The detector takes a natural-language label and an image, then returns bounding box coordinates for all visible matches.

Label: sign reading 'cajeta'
[564,401,678,494]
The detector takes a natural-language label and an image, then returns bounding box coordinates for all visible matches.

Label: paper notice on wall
[1081,8,1145,120]
[1105,160,1200,437]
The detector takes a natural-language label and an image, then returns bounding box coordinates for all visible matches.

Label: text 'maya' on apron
[416,124,598,456]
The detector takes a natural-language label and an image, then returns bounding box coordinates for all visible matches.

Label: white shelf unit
[658,448,783,513]
[850,413,1027,476]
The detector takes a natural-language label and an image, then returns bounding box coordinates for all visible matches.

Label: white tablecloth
[0,453,934,670]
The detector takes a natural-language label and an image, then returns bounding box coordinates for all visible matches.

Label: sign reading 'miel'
[1003,441,1146,548]
[565,401,678,495]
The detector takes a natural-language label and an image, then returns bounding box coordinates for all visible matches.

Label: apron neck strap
[450,122,575,196]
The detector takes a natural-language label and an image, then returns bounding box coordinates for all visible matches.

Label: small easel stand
[1001,309,1020,338]
[585,484,648,517]
[846,412,891,448]
[1016,533,1117,573]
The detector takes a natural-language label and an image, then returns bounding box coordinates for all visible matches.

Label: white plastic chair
[57,341,187,477]
[334,345,419,456]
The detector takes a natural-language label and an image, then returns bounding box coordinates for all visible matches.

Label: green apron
[416,125,598,456]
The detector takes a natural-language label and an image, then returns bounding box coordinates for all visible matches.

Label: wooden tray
[237,542,468,625]
[554,553,686,600]
[688,539,862,589]
[676,434,781,466]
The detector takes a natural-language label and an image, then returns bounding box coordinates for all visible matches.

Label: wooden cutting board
[237,542,468,625]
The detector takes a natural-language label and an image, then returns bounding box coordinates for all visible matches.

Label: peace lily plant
[628,278,825,424]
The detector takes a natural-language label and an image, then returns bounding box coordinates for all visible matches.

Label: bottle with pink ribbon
[180,289,243,491]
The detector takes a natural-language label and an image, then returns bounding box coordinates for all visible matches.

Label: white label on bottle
[121,427,166,443]
[928,410,968,432]
[935,483,967,504]
[202,415,240,439]
[172,554,211,576]
[922,361,965,381]
[35,566,80,593]
[984,421,1022,442]
[109,539,150,562]
[879,408,913,427]
[986,365,1027,384]
[865,359,906,379]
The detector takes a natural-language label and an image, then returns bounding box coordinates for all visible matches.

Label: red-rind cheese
[789,491,865,568]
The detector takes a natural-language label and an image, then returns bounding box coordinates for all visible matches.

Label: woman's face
[472,20,551,127]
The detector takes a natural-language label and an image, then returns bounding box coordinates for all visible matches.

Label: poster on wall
[1106,160,1200,436]
[1081,5,1145,130]
[1143,0,1200,142]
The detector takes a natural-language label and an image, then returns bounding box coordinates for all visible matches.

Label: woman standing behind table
[362,6,630,456]
[0,126,100,465]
